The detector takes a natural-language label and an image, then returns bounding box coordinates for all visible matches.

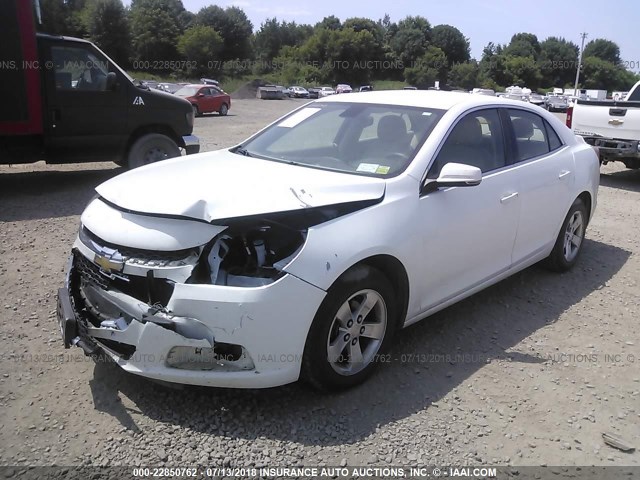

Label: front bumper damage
[59,235,325,388]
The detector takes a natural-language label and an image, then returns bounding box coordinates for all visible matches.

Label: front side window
[508,109,550,161]
[51,45,109,91]
[430,109,506,177]
[238,103,444,177]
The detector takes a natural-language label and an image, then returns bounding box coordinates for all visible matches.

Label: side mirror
[106,72,117,91]
[197,93,205,97]
[422,162,482,194]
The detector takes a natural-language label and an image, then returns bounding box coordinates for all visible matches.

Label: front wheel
[218,103,229,116]
[301,265,397,391]
[543,198,588,272]
[127,133,181,169]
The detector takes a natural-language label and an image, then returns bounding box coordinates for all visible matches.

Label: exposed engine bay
[192,223,306,287]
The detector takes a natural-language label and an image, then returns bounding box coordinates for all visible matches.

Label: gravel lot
[0,98,639,469]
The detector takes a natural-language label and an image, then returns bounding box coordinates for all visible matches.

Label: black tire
[543,198,588,272]
[301,265,397,391]
[127,133,181,170]
[192,104,201,117]
[219,103,229,116]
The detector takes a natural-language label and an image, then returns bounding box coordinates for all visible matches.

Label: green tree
[583,39,621,65]
[404,46,447,88]
[431,24,470,66]
[502,55,542,89]
[448,61,479,89]
[315,16,342,31]
[390,16,432,68]
[581,56,636,91]
[538,37,579,87]
[84,0,131,66]
[129,0,183,63]
[504,32,541,59]
[195,5,253,61]
[254,18,313,65]
[38,0,87,36]
[177,25,223,76]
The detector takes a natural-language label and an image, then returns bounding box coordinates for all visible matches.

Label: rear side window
[507,110,550,162]
[545,120,563,151]
[628,87,640,101]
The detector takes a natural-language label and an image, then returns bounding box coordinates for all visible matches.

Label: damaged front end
[57,195,379,387]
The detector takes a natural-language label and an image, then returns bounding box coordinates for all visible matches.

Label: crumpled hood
[96,150,386,222]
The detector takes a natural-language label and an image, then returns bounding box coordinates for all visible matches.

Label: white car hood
[96,150,386,222]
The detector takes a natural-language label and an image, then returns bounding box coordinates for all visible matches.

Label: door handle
[558,170,571,179]
[500,192,518,204]
[51,109,61,128]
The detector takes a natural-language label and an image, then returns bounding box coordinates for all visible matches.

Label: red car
[175,84,231,117]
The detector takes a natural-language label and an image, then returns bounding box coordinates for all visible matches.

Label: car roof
[317,89,543,111]
[182,84,217,88]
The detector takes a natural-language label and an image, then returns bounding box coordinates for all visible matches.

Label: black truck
[0,0,199,169]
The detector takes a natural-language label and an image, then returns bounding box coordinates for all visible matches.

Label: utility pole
[573,32,588,96]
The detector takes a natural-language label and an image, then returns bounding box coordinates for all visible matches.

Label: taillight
[566,106,573,128]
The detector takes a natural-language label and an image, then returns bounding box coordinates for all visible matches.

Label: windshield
[238,102,445,177]
[175,86,199,97]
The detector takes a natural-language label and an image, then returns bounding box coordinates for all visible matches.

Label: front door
[415,108,520,311]
[43,41,128,162]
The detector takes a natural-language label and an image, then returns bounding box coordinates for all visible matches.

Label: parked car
[336,84,353,94]
[288,86,310,98]
[175,84,231,116]
[158,82,181,94]
[308,87,321,99]
[0,0,199,169]
[545,95,569,112]
[200,78,220,86]
[528,93,545,106]
[318,86,335,97]
[58,90,599,391]
[471,88,496,96]
[359,85,373,92]
[568,80,640,169]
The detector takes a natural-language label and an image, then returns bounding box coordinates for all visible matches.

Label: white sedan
[57,91,599,390]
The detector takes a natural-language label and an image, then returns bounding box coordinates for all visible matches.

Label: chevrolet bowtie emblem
[608,119,624,126]
[94,249,124,273]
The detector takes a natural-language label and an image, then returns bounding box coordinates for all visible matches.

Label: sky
[127,0,640,72]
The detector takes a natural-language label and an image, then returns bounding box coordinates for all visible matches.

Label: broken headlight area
[190,223,306,287]
[189,199,383,287]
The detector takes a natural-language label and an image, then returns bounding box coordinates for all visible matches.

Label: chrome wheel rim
[326,289,387,376]
[563,210,584,262]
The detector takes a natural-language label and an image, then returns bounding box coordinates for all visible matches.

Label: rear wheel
[543,198,588,272]
[302,265,397,390]
[127,133,181,170]
[219,103,229,116]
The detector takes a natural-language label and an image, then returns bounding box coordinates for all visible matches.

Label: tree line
[38,0,639,91]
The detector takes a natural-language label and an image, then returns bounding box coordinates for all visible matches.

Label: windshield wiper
[233,146,252,157]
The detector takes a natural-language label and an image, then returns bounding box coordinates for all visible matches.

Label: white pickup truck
[567,80,640,169]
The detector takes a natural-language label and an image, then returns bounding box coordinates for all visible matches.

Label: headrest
[512,117,534,139]
[377,115,408,143]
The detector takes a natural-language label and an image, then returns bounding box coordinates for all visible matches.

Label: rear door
[504,108,575,264]
[42,40,128,161]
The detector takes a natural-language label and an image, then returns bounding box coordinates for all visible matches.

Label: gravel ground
[0,99,639,469]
